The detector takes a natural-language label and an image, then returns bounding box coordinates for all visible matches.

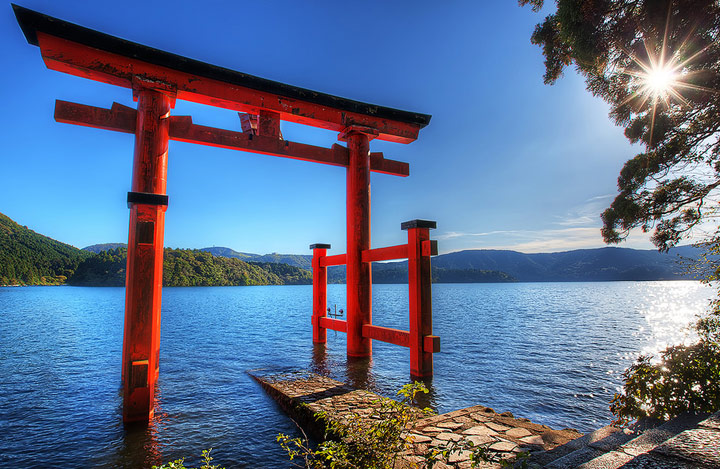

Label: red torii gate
[14,4,440,423]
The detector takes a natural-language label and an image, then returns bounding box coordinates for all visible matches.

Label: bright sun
[645,63,678,99]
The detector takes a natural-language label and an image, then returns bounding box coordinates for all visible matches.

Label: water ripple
[0,281,712,467]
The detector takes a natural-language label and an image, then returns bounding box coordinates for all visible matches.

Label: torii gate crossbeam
[13,3,436,424]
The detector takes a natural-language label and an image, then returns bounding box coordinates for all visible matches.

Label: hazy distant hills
[191,245,698,283]
[199,247,313,270]
[429,246,698,282]
[82,243,127,254]
[80,238,703,284]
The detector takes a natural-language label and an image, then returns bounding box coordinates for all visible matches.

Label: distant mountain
[201,247,313,270]
[199,246,255,260]
[248,253,312,270]
[430,246,698,282]
[0,212,91,285]
[19,220,703,286]
[203,245,700,283]
[83,243,127,253]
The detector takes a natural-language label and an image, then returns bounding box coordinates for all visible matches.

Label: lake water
[0,281,713,468]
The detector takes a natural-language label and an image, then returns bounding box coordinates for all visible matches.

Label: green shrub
[610,240,720,425]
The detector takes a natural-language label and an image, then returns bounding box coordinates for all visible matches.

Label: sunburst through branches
[619,6,713,146]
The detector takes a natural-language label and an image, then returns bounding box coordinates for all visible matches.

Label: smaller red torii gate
[14,4,440,424]
[311,219,440,378]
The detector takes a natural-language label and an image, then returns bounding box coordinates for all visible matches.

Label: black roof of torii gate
[12,4,431,132]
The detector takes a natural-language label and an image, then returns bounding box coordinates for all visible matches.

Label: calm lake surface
[0,281,713,468]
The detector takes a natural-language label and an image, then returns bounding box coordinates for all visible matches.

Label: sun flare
[645,63,679,99]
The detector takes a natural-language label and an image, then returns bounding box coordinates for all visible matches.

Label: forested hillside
[0,213,91,285]
[69,248,312,286]
[4,210,701,287]
[1,213,311,287]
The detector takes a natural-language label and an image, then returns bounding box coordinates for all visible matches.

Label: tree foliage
[0,212,91,285]
[521,0,720,250]
[610,295,720,424]
[69,248,312,287]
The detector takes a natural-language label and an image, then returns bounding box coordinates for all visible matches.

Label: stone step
[541,425,635,468]
[570,412,715,469]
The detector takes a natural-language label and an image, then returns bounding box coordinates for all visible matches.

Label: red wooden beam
[361,244,408,263]
[424,335,441,353]
[319,317,347,333]
[319,253,347,267]
[36,33,424,143]
[362,324,410,348]
[54,100,409,177]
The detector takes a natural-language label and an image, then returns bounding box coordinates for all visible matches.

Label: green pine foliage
[520,0,720,251]
[0,212,91,285]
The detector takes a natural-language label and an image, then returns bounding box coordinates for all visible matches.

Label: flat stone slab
[463,426,499,436]
[488,440,517,452]
[699,411,720,430]
[545,446,606,469]
[586,426,635,452]
[505,427,532,438]
[436,421,464,430]
[436,432,464,442]
[486,422,512,432]
[578,449,635,468]
[616,451,704,468]
[652,427,720,467]
[466,435,496,446]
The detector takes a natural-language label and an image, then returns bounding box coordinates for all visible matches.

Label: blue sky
[1,1,656,255]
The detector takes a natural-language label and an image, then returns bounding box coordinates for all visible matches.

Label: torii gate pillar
[121,87,173,423]
[343,127,375,358]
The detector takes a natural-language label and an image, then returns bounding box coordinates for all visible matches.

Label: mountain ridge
[81,240,702,283]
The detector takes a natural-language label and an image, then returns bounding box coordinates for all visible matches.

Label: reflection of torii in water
[13,3,439,424]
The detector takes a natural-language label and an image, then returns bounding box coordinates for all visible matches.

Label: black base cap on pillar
[401,219,436,230]
[310,243,331,250]
[127,191,169,208]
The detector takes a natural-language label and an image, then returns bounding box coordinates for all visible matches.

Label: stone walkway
[252,371,581,468]
[253,371,719,468]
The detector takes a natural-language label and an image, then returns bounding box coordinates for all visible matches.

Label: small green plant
[152,448,224,469]
[278,382,525,468]
[278,382,432,468]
